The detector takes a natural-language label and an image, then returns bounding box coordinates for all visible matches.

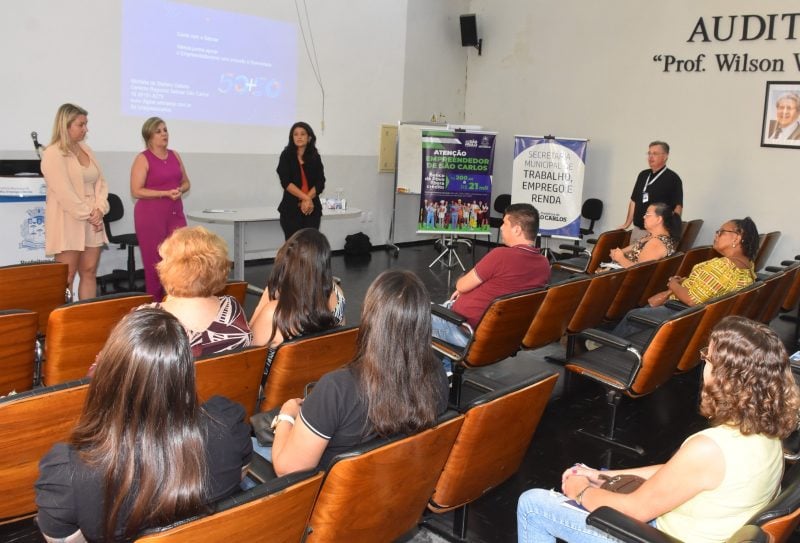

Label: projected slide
[121,0,296,126]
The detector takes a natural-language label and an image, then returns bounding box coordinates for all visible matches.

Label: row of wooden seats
[0,339,559,541]
[138,370,559,542]
[563,261,800,455]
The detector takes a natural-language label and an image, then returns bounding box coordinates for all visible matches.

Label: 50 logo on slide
[217,74,282,97]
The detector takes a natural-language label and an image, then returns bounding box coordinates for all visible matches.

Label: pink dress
[133,149,186,299]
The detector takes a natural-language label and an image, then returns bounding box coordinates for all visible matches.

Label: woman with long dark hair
[249,228,345,370]
[268,270,449,475]
[276,121,326,240]
[518,316,799,542]
[35,309,252,542]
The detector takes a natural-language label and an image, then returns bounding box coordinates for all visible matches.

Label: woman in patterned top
[142,226,252,358]
[608,202,680,268]
[250,228,345,371]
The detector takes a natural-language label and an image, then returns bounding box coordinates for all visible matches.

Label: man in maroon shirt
[432,203,551,351]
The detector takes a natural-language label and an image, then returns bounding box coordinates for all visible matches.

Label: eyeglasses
[646,152,665,157]
[643,213,655,218]
[714,229,738,237]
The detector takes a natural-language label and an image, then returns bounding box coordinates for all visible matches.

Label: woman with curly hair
[517,315,799,543]
[142,226,251,358]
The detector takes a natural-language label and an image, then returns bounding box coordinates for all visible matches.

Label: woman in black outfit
[277,121,325,240]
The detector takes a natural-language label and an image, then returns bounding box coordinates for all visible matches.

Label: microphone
[31,131,42,158]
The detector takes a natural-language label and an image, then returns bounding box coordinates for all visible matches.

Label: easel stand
[429,234,473,271]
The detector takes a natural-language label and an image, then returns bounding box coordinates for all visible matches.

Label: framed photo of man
[761,81,800,149]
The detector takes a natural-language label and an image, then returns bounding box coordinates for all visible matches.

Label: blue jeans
[431,302,470,375]
[517,488,622,543]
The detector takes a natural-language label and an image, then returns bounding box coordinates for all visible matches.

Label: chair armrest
[578,329,632,350]
[664,300,689,312]
[586,506,681,543]
[431,303,467,325]
[627,313,664,327]
[247,452,278,484]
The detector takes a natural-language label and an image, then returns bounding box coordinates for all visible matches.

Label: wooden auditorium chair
[638,252,685,306]
[550,228,628,276]
[42,293,153,386]
[431,288,547,406]
[258,326,359,412]
[195,346,268,418]
[424,371,559,541]
[675,218,703,253]
[136,471,324,543]
[521,275,592,352]
[0,261,69,335]
[545,268,629,364]
[754,231,781,272]
[675,245,717,277]
[756,262,799,325]
[603,260,660,323]
[565,305,706,455]
[0,378,90,523]
[673,291,740,373]
[0,309,38,395]
[304,411,465,542]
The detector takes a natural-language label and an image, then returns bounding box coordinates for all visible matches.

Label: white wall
[465,0,798,265]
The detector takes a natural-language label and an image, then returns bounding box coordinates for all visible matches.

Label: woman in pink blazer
[41,103,109,300]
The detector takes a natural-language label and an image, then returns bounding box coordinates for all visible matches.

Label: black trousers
[279,207,322,240]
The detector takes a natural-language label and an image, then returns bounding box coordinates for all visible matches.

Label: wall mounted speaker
[460,14,478,47]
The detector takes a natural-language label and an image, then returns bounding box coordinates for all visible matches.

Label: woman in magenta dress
[130,117,191,299]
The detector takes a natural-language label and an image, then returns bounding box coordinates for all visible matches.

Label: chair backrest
[43,293,153,386]
[522,276,591,350]
[195,346,268,418]
[676,245,717,277]
[567,268,628,334]
[0,310,38,395]
[136,471,324,543]
[754,231,781,272]
[103,193,125,240]
[758,263,799,324]
[782,261,800,312]
[629,306,706,397]
[749,461,800,543]
[584,229,628,274]
[743,275,782,322]
[260,326,359,412]
[675,292,739,372]
[493,193,511,214]
[428,372,558,513]
[638,252,685,306]
[730,282,766,319]
[305,412,464,542]
[215,281,248,307]
[0,379,90,523]
[604,260,660,322]
[0,262,69,334]
[463,288,548,367]
[580,198,603,235]
[676,218,704,253]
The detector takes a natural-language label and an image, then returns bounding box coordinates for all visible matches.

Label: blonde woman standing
[41,103,109,300]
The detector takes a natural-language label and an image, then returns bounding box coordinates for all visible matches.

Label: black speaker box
[460,14,478,47]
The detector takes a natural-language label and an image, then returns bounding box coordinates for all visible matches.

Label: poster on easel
[511,136,587,238]
[417,130,496,235]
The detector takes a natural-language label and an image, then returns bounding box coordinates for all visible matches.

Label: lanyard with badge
[641,168,665,204]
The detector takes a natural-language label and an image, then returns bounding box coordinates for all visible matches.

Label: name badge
[642,192,649,203]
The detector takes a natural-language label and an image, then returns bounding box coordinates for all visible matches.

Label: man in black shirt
[617,141,683,242]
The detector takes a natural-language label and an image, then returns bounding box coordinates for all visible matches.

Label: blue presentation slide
[121,0,296,126]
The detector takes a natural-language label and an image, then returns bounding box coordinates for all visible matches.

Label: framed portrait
[761,81,800,149]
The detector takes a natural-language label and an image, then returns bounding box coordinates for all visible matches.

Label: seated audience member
[607,202,680,268]
[267,270,449,476]
[144,225,252,358]
[36,308,252,542]
[249,228,345,366]
[432,203,551,348]
[612,217,758,338]
[518,316,799,543]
